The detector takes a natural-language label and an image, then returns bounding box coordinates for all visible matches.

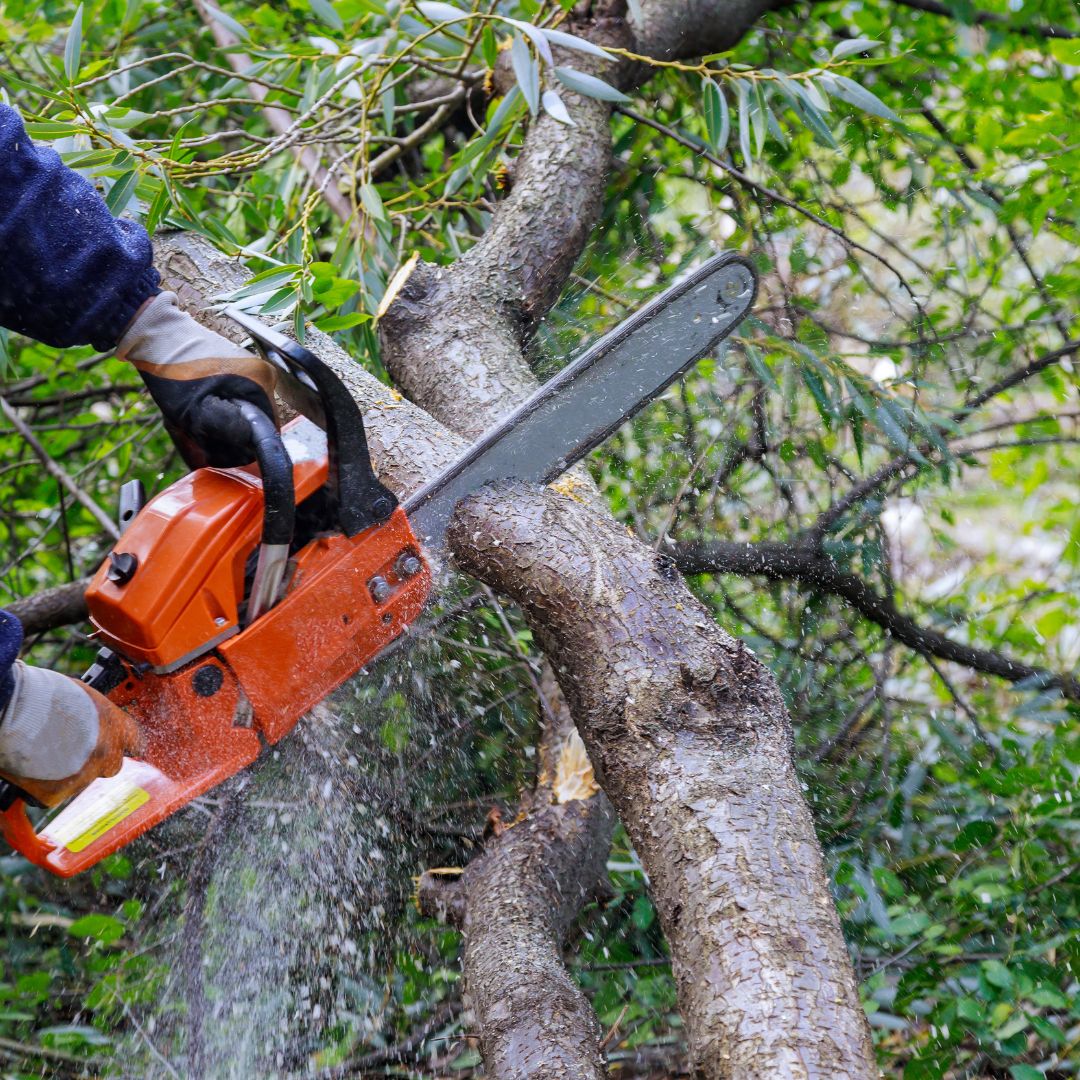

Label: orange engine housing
[2,417,432,876]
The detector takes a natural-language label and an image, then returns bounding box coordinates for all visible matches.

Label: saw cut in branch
[448,482,877,1077]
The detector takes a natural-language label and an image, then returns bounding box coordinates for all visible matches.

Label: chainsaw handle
[225,308,397,536]
[0,798,57,871]
[241,403,294,547]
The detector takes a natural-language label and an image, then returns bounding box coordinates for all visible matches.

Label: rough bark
[459,795,614,1079]
[449,484,877,1078]
[7,578,89,636]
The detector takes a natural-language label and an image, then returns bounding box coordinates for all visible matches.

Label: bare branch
[670,539,1080,700]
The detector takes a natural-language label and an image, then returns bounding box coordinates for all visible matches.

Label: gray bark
[448,484,876,1078]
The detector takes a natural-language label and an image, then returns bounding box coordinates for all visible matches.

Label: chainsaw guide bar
[0,251,756,876]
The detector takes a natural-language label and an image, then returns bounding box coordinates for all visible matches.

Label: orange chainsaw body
[1,417,431,877]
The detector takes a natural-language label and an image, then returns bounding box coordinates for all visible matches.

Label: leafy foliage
[0,0,1077,1075]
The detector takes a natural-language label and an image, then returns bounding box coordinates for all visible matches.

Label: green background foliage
[0,0,1077,1075]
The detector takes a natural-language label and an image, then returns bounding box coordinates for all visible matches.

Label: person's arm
[0,103,282,468]
[0,105,160,350]
[0,611,139,807]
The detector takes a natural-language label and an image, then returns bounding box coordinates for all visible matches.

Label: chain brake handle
[224,308,397,538]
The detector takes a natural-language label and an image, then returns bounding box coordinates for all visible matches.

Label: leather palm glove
[118,292,280,469]
[0,664,142,807]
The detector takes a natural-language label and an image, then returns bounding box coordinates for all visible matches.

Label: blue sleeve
[0,104,160,351]
[0,611,23,715]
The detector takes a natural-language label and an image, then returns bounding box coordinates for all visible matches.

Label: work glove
[118,292,280,469]
[0,663,141,807]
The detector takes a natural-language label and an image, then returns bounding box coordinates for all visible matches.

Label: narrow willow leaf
[831,37,882,60]
[743,344,777,390]
[801,77,831,113]
[820,73,900,123]
[359,182,387,222]
[736,80,752,166]
[481,25,497,68]
[505,18,554,66]
[541,89,575,126]
[260,286,300,316]
[765,102,787,147]
[555,66,629,103]
[315,311,372,332]
[204,4,250,41]
[702,78,729,151]
[511,35,540,115]
[309,0,343,29]
[751,82,767,155]
[775,77,837,149]
[415,1,469,23]
[226,265,300,301]
[381,86,395,132]
[541,27,611,60]
[876,401,928,463]
[625,0,643,20]
[64,4,83,81]
[105,170,139,215]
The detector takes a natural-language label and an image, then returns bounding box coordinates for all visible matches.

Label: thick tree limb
[459,796,614,1079]
[5,579,90,636]
[448,484,876,1078]
[380,1,873,1072]
[672,539,1080,700]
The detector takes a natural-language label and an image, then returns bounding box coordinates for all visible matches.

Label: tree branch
[884,0,1076,40]
[448,484,876,1077]
[671,539,1080,700]
[5,579,89,636]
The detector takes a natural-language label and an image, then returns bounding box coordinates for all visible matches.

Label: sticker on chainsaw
[43,778,150,853]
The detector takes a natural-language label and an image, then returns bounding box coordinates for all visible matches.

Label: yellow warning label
[64,787,150,852]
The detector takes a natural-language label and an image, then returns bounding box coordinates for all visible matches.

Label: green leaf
[359,182,387,221]
[541,89,575,126]
[415,1,469,23]
[735,80,753,165]
[1009,1067,1045,1080]
[481,25,498,68]
[226,264,300,301]
[982,959,1014,990]
[64,4,84,82]
[703,78,729,151]
[541,27,611,61]
[512,35,540,116]
[505,18,554,66]
[68,913,125,944]
[309,0,343,28]
[820,73,901,123]
[831,38,883,61]
[555,66,629,103]
[314,312,372,331]
[631,895,655,930]
[751,81,767,154]
[204,4,250,41]
[952,820,996,851]
[105,169,139,215]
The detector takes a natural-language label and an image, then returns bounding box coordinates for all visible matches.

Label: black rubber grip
[240,403,295,548]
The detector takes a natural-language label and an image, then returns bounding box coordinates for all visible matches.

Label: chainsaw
[0,252,756,877]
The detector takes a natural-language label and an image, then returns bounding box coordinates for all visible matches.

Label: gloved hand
[0,663,142,807]
[118,292,280,469]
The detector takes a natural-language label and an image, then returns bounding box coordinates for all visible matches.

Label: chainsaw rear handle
[225,308,397,536]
